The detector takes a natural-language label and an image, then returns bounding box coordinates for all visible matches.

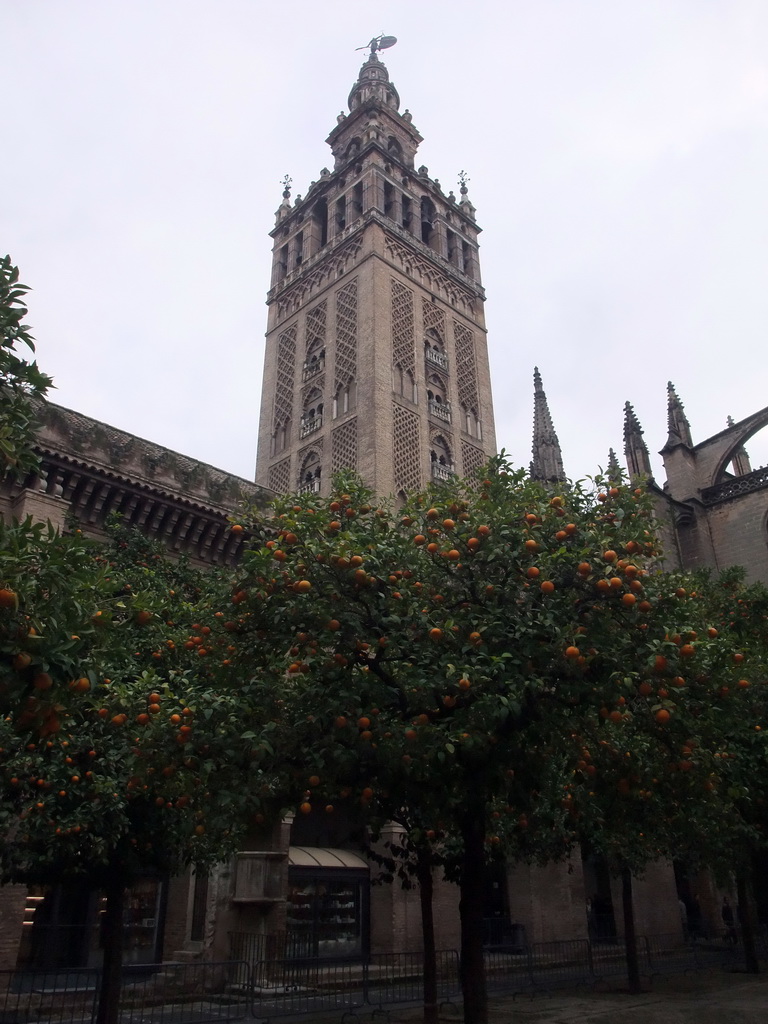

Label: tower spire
[664,381,693,449]
[530,368,565,484]
[623,401,652,480]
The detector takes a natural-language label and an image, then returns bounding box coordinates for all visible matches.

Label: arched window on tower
[303,337,325,381]
[333,382,356,418]
[387,136,403,161]
[424,328,448,371]
[427,375,451,423]
[271,418,291,456]
[298,451,322,494]
[421,196,437,249]
[311,198,328,253]
[300,389,323,438]
[461,405,481,439]
[430,435,455,481]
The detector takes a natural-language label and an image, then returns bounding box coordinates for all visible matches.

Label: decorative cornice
[34,402,269,513]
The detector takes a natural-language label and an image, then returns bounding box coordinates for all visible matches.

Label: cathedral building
[2,45,768,972]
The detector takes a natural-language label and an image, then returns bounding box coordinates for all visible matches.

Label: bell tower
[255,48,496,498]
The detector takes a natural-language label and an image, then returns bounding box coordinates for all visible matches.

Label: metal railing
[0,960,250,1024]
[247,950,460,1022]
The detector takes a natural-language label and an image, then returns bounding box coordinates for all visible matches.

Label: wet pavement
[387,970,768,1023]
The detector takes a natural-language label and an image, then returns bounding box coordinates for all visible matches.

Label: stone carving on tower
[255,48,496,497]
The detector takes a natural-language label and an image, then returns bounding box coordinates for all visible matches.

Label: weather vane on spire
[355,34,397,55]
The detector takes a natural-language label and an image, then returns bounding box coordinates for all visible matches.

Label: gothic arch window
[303,336,325,381]
[333,381,356,418]
[271,417,291,456]
[427,375,451,423]
[312,198,328,251]
[461,404,481,439]
[420,196,437,249]
[299,451,322,494]
[387,136,403,160]
[300,389,323,438]
[424,328,448,371]
[430,434,454,480]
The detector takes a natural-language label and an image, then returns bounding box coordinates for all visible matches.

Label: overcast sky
[3,0,767,488]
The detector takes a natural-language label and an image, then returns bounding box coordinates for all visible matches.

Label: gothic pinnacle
[530,367,565,485]
[623,401,652,480]
[665,381,693,448]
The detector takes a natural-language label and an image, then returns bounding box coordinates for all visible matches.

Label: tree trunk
[620,863,641,994]
[415,845,438,1024]
[459,801,488,1024]
[96,866,125,1024]
[736,872,760,974]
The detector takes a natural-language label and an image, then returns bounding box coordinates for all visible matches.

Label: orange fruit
[540,580,555,594]
[654,709,671,724]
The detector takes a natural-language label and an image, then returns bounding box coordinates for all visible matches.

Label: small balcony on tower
[431,462,455,482]
[425,346,449,372]
[300,415,323,438]
[428,398,451,424]
[302,356,325,382]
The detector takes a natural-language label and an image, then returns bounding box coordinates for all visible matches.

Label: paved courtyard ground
[385,969,768,1024]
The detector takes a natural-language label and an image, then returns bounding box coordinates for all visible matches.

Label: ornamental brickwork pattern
[273,325,297,432]
[335,281,358,390]
[422,296,446,340]
[384,235,477,314]
[454,321,479,411]
[268,458,291,493]
[306,300,327,352]
[276,236,363,317]
[461,440,486,478]
[391,280,415,377]
[393,403,421,494]
[332,418,358,474]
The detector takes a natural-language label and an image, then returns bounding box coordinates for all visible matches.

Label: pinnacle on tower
[623,401,653,480]
[664,381,693,449]
[530,368,565,484]
[606,448,622,482]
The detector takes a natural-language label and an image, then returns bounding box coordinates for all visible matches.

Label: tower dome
[347,53,400,113]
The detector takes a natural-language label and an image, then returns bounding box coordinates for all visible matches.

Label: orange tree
[0,256,51,477]
[533,560,768,988]
[0,519,268,1024]
[219,461,766,1024]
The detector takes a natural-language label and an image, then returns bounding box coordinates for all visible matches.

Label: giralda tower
[255,45,496,498]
